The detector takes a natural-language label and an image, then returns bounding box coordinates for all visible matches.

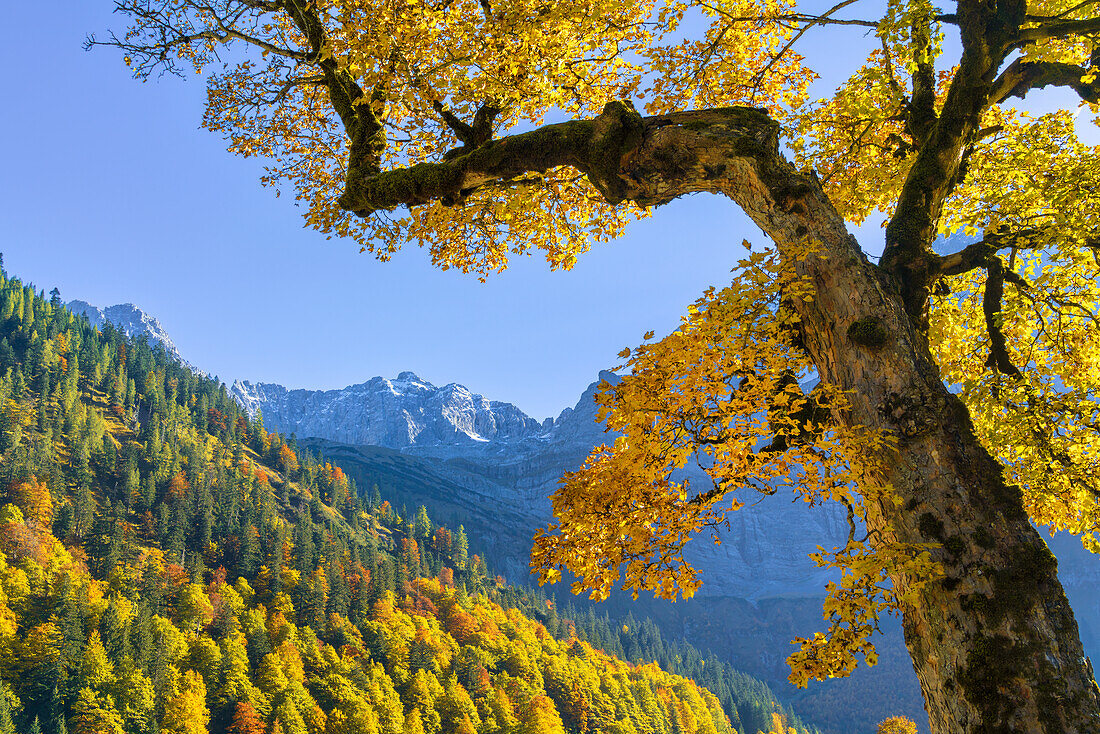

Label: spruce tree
[0,684,14,734]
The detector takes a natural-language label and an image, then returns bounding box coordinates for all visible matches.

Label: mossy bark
[660,116,1100,734]
[346,107,1100,732]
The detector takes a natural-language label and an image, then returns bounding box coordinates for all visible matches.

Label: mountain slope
[0,266,818,734]
[238,371,851,600]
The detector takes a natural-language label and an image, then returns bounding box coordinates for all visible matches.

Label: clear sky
[0,3,1084,420]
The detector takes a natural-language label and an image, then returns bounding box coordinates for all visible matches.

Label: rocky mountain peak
[229,373,547,449]
[66,299,186,366]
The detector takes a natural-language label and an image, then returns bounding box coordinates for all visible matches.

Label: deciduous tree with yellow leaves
[93,0,1100,730]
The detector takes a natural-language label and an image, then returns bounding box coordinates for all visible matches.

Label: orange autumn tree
[94,0,1100,730]
[7,477,53,527]
[226,702,267,734]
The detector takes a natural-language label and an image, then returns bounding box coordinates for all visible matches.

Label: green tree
[0,684,15,734]
[413,506,432,541]
[452,526,468,572]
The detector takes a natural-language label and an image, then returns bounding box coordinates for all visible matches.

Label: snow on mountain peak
[229,372,547,449]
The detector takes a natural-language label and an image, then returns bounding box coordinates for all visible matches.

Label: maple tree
[878,715,920,734]
[90,0,1100,730]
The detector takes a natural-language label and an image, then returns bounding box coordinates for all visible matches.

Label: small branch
[982,258,1024,378]
[879,36,907,103]
[1025,0,1100,21]
[432,100,500,156]
[748,0,865,100]
[840,496,858,547]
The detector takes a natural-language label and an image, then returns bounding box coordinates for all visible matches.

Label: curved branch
[340,102,796,215]
[278,0,388,187]
[280,0,368,135]
[748,0,866,98]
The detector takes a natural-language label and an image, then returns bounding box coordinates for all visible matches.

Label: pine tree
[0,684,14,734]
[452,526,468,572]
[413,506,431,541]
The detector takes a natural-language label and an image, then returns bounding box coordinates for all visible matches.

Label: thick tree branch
[1017,14,1100,43]
[342,101,808,214]
[935,228,1044,277]
[990,58,1100,104]
[907,7,938,146]
[881,0,1026,326]
[342,101,650,212]
[279,0,388,190]
[280,0,367,135]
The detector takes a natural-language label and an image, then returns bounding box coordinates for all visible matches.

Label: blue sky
[1,3,1083,420]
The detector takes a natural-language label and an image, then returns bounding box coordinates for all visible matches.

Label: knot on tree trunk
[880,389,955,439]
[585,101,644,204]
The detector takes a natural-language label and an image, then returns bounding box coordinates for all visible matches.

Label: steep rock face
[67,300,187,365]
[244,370,850,599]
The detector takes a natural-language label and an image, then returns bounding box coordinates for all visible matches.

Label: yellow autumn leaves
[532,242,941,685]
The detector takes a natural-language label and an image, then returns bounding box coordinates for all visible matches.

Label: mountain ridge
[230,371,561,448]
[66,299,195,370]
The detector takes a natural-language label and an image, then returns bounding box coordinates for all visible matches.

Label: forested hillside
[0,262,813,734]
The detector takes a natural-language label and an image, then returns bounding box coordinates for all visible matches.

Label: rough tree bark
[345,102,1100,732]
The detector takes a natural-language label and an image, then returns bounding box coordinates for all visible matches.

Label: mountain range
[228,372,851,600]
[77,297,1100,733]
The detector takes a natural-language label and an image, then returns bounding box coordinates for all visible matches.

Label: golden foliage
[533,243,940,684]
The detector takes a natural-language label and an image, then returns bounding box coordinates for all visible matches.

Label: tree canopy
[92,0,1100,731]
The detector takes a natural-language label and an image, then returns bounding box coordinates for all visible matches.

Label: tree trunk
[760,177,1100,733]
[648,109,1100,733]
[353,103,1100,731]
